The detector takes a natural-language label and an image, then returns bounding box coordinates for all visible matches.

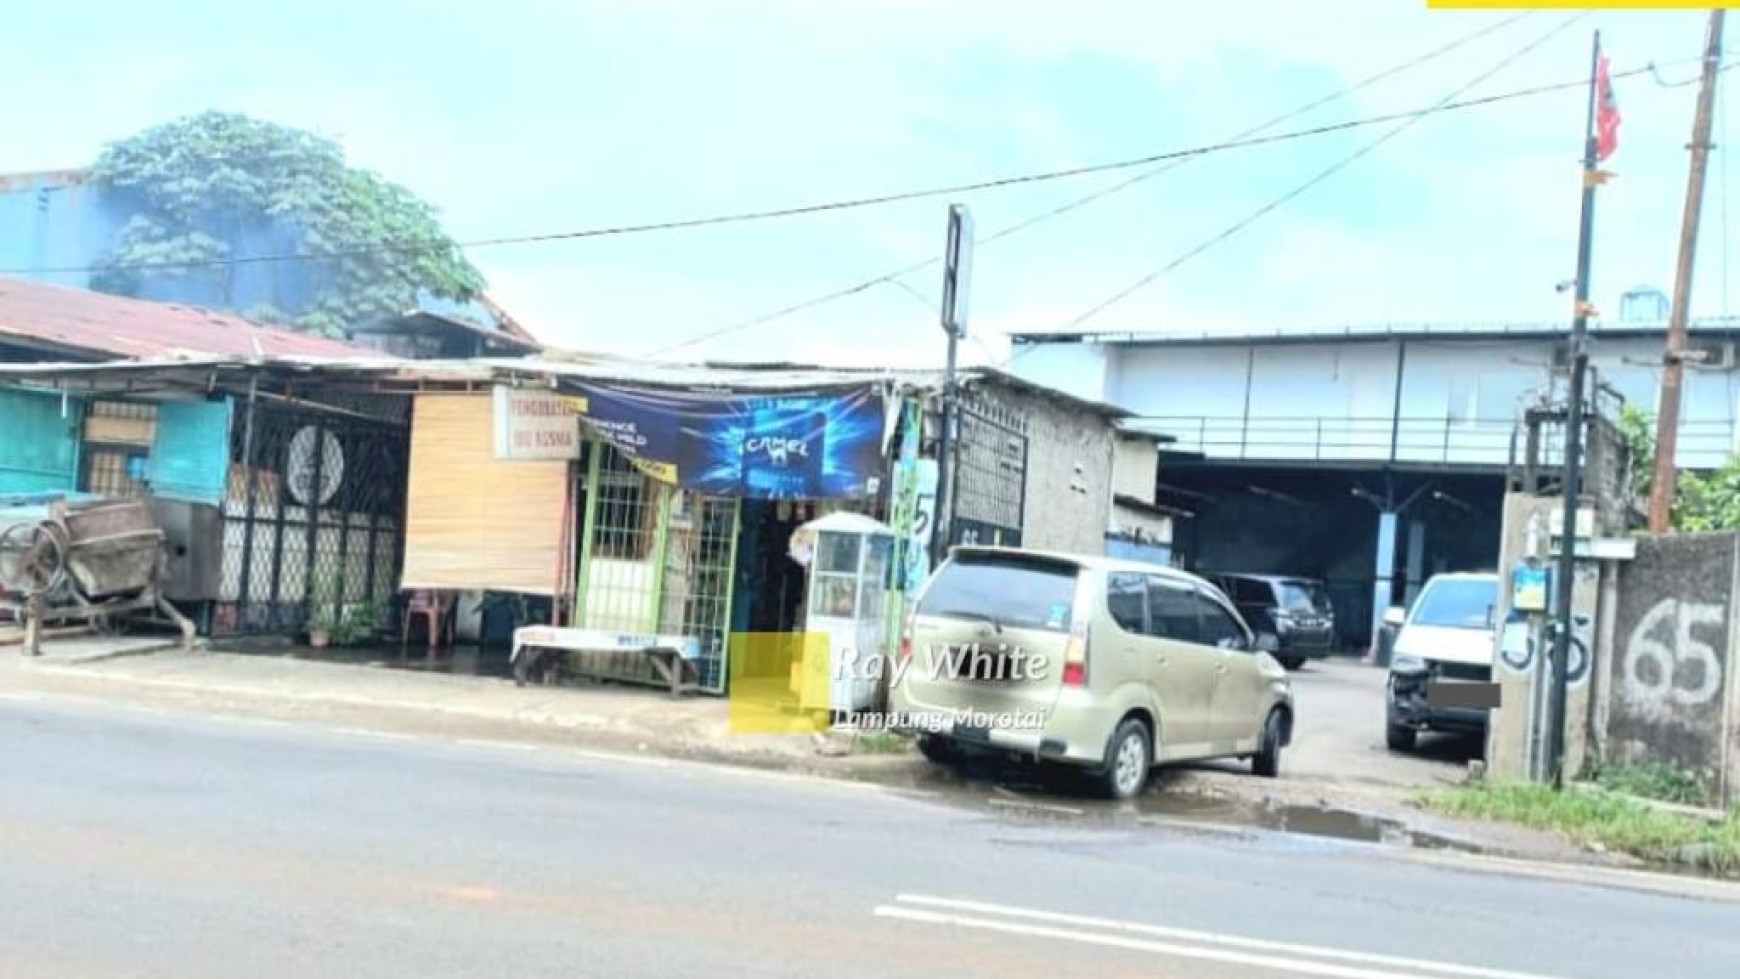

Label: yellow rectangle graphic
[728,632,834,734]
[1429,1,1740,7]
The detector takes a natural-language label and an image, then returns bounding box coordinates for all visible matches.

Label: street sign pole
[931,204,973,566]
[1547,32,1603,789]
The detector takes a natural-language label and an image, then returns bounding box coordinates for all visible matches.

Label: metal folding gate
[213,401,409,636]
[572,441,739,694]
[950,394,1028,547]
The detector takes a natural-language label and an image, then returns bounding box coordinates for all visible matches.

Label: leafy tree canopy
[1620,404,1740,532]
[89,111,484,337]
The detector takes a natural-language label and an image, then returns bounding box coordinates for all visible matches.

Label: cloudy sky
[1,3,1729,366]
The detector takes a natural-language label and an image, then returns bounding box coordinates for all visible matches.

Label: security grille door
[216,402,408,636]
[574,442,739,695]
[950,394,1028,547]
[659,493,738,694]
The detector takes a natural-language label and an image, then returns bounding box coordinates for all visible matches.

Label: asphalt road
[0,691,1733,979]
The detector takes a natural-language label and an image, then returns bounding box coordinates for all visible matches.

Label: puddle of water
[895,751,1483,854]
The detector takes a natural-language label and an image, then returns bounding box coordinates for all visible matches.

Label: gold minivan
[890,547,1294,799]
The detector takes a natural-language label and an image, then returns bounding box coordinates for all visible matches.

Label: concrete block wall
[1604,532,1740,807]
[1112,435,1159,503]
[1011,391,1114,554]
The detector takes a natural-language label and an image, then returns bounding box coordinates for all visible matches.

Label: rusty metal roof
[0,352,1129,419]
[0,277,372,361]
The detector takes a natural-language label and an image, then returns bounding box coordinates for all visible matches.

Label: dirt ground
[1268,656,1482,788]
[1154,657,1466,795]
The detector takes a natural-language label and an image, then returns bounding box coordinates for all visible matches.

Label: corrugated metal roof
[387,288,541,349]
[0,353,903,390]
[1011,317,1740,348]
[0,352,1129,418]
[0,277,372,360]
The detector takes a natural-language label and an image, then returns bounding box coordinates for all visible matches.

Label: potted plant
[307,605,338,649]
[334,600,381,647]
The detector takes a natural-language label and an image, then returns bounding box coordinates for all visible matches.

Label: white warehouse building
[1011,318,1740,647]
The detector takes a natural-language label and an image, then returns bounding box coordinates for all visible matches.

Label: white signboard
[940,204,974,338]
[492,386,582,460]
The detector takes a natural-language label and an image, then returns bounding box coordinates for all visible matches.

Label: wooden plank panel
[85,415,156,446]
[402,393,567,594]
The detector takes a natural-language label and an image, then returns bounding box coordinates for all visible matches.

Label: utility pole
[930,204,974,565]
[1649,10,1727,532]
[1546,32,1606,789]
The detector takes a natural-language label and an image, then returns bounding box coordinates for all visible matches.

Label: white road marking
[878,894,1581,979]
[455,738,537,752]
[329,727,418,742]
[566,749,676,768]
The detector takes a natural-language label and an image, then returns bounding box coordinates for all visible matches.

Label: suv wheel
[1385,722,1417,753]
[1252,710,1284,778]
[1095,718,1151,801]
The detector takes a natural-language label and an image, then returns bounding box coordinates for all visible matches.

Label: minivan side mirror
[1383,606,1407,628]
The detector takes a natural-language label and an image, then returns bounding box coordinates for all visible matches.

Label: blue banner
[567,382,886,500]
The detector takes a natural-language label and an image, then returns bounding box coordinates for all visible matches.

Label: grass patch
[1421,781,1740,874]
[1587,762,1715,808]
[851,731,911,755]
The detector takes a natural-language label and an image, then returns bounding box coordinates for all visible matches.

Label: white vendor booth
[788,512,894,714]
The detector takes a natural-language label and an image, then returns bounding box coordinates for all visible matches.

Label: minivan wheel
[1252,710,1283,778]
[916,734,954,765]
[1385,721,1417,753]
[1278,655,1305,671]
[1096,719,1152,801]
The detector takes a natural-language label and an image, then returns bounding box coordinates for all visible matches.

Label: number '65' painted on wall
[1622,598,1725,716]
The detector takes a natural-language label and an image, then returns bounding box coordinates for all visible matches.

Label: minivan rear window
[918,555,1078,632]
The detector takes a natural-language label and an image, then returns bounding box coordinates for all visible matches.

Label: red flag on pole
[1595,54,1621,161]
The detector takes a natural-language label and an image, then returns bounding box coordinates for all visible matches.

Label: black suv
[1213,574,1337,670]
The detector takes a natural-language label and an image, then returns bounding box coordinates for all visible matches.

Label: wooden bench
[510,626,703,697]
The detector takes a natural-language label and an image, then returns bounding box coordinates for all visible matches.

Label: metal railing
[1140,415,1738,468]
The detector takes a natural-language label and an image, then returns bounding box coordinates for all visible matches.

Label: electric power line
[652,60,1688,357]
[649,12,1538,357]
[1062,13,1588,329]
[5,33,1629,286]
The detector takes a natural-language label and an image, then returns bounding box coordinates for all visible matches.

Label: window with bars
[593,447,661,560]
[81,399,158,498]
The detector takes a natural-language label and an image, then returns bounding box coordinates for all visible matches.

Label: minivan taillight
[898,616,914,662]
[1061,622,1089,687]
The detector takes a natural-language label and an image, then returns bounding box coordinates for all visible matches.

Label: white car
[1383,572,1499,752]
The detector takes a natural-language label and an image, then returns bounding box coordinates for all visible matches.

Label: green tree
[89,111,484,338]
[1620,403,1740,531]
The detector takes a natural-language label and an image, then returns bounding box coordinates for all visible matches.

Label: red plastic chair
[400,590,455,656]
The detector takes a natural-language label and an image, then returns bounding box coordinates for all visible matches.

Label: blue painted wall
[0,174,323,317]
[1,174,509,340]
[0,176,117,293]
[148,398,234,505]
[0,387,83,494]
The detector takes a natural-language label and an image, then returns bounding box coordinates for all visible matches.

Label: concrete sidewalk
[0,640,903,777]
